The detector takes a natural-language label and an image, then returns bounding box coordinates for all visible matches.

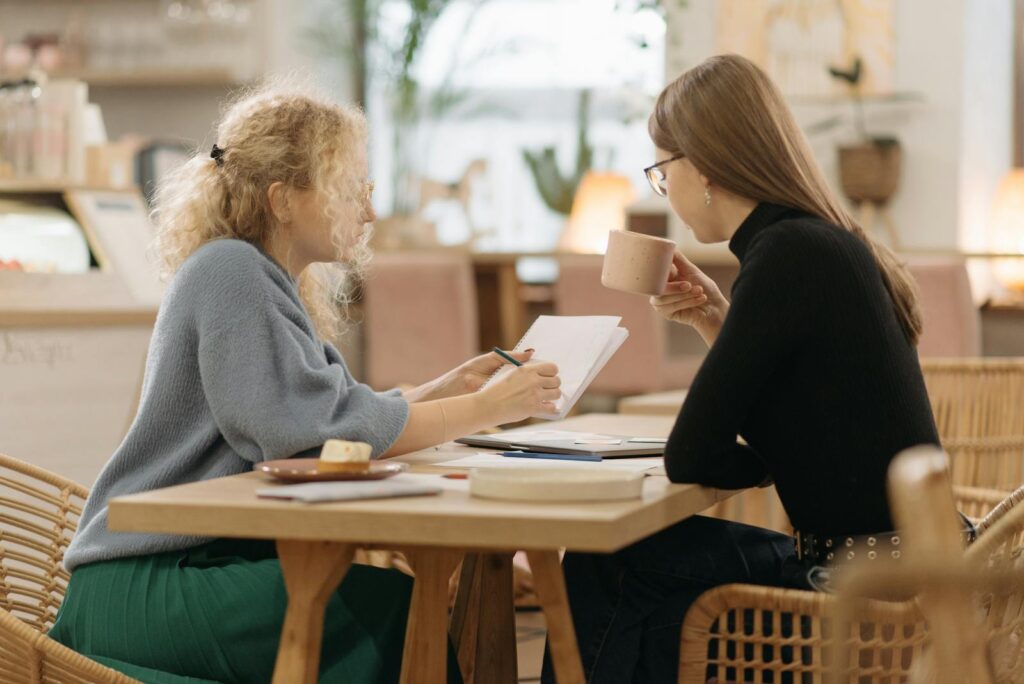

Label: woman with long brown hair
[542,54,945,683]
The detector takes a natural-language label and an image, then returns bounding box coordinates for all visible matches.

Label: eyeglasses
[643,154,684,197]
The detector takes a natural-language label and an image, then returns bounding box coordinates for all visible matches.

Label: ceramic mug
[601,230,677,296]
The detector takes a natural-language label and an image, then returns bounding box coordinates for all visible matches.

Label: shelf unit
[0,179,129,194]
[787,91,926,106]
[0,183,161,318]
[0,68,245,88]
[0,182,162,487]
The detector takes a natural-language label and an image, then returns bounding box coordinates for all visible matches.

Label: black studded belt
[794,516,977,567]
[794,530,905,565]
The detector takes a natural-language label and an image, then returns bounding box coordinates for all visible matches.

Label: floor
[516,609,547,683]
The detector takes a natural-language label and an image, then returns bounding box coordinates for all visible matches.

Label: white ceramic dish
[469,468,645,502]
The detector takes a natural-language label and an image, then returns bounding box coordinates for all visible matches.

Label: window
[365,0,666,251]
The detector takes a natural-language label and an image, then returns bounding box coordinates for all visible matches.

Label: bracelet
[438,401,449,444]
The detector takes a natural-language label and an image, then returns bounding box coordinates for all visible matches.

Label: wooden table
[469,252,529,351]
[468,251,577,351]
[108,414,729,684]
[617,389,688,416]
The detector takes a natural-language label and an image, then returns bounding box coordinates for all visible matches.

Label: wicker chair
[833,564,1024,684]
[974,484,1024,537]
[836,481,1024,683]
[954,485,1008,524]
[678,583,926,683]
[678,449,928,683]
[921,359,1024,492]
[0,453,138,683]
[676,447,1022,684]
[963,489,1024,682]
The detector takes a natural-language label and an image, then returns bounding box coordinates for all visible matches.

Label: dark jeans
[541,515,812,684]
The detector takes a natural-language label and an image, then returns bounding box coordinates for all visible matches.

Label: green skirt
[49,539,460,684]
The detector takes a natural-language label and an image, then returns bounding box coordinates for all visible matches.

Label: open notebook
[481,315,629,420]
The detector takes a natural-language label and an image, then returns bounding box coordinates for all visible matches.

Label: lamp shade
[559,171,636,254]
[991,169,1024,291]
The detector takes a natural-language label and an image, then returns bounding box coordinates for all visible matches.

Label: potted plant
[828,57,902,205]
[522,89,595,217]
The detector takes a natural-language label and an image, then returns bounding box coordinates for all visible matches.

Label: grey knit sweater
[65,239,409,571]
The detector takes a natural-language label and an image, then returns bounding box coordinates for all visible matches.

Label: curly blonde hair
[152,81,372,340]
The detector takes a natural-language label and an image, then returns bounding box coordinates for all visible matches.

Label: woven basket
[838,142,902,203]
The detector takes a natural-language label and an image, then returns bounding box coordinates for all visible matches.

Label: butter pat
[320,439,372,463]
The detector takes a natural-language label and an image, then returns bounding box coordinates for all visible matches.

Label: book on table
[456,429,666,458]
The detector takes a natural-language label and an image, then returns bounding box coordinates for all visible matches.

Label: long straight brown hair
[649,54,922,345]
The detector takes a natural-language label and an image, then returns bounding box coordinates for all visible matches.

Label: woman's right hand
[482,361,562,424]
[650,251,729,345]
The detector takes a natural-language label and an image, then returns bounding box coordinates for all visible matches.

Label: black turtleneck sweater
[664,203,939,536]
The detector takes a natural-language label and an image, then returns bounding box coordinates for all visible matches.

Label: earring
[704,186,712,206]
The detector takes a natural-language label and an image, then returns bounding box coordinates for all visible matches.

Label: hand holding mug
[649,251,729,344]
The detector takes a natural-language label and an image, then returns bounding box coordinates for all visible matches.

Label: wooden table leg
[527,551,585,684]
[473,553,518,682]
[450,554,482,681]
[472,260,525,351]
[401,548,465,684]
[449,553,517,684]
[272,540,355,684]
[496,262,525,350]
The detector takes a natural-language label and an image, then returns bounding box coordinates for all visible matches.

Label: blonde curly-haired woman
[49,86,561,684]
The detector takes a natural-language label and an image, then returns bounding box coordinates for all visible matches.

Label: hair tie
[210,144,226,167]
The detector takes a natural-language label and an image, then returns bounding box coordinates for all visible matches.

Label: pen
[492,347,522,366]
[492,347,568,403]
[502,451,603,463]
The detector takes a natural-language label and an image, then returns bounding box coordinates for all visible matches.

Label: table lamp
[559,171,636,254]
[991,168,1024,292]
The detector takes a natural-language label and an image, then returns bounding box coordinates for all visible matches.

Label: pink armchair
[907,256,981,357]
[362,251,480,390]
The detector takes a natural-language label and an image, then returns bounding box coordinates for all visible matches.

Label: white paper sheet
[256,479,442,503]
[497,430,618,441]
[481,316,630,419]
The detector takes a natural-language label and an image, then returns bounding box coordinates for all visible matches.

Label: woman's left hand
[405,349,534,402]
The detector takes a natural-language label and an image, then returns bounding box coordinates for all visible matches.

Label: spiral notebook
[481,315,629,420]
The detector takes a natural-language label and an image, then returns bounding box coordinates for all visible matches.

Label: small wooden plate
[258,458,408,483]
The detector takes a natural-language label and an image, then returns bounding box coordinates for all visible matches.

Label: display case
[0,181,161,486]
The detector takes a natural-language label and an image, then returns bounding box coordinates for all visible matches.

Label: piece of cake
[318,439,373,472]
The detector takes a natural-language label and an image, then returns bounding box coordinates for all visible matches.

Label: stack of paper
[257,480,442,503]
[482,316,629,419]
